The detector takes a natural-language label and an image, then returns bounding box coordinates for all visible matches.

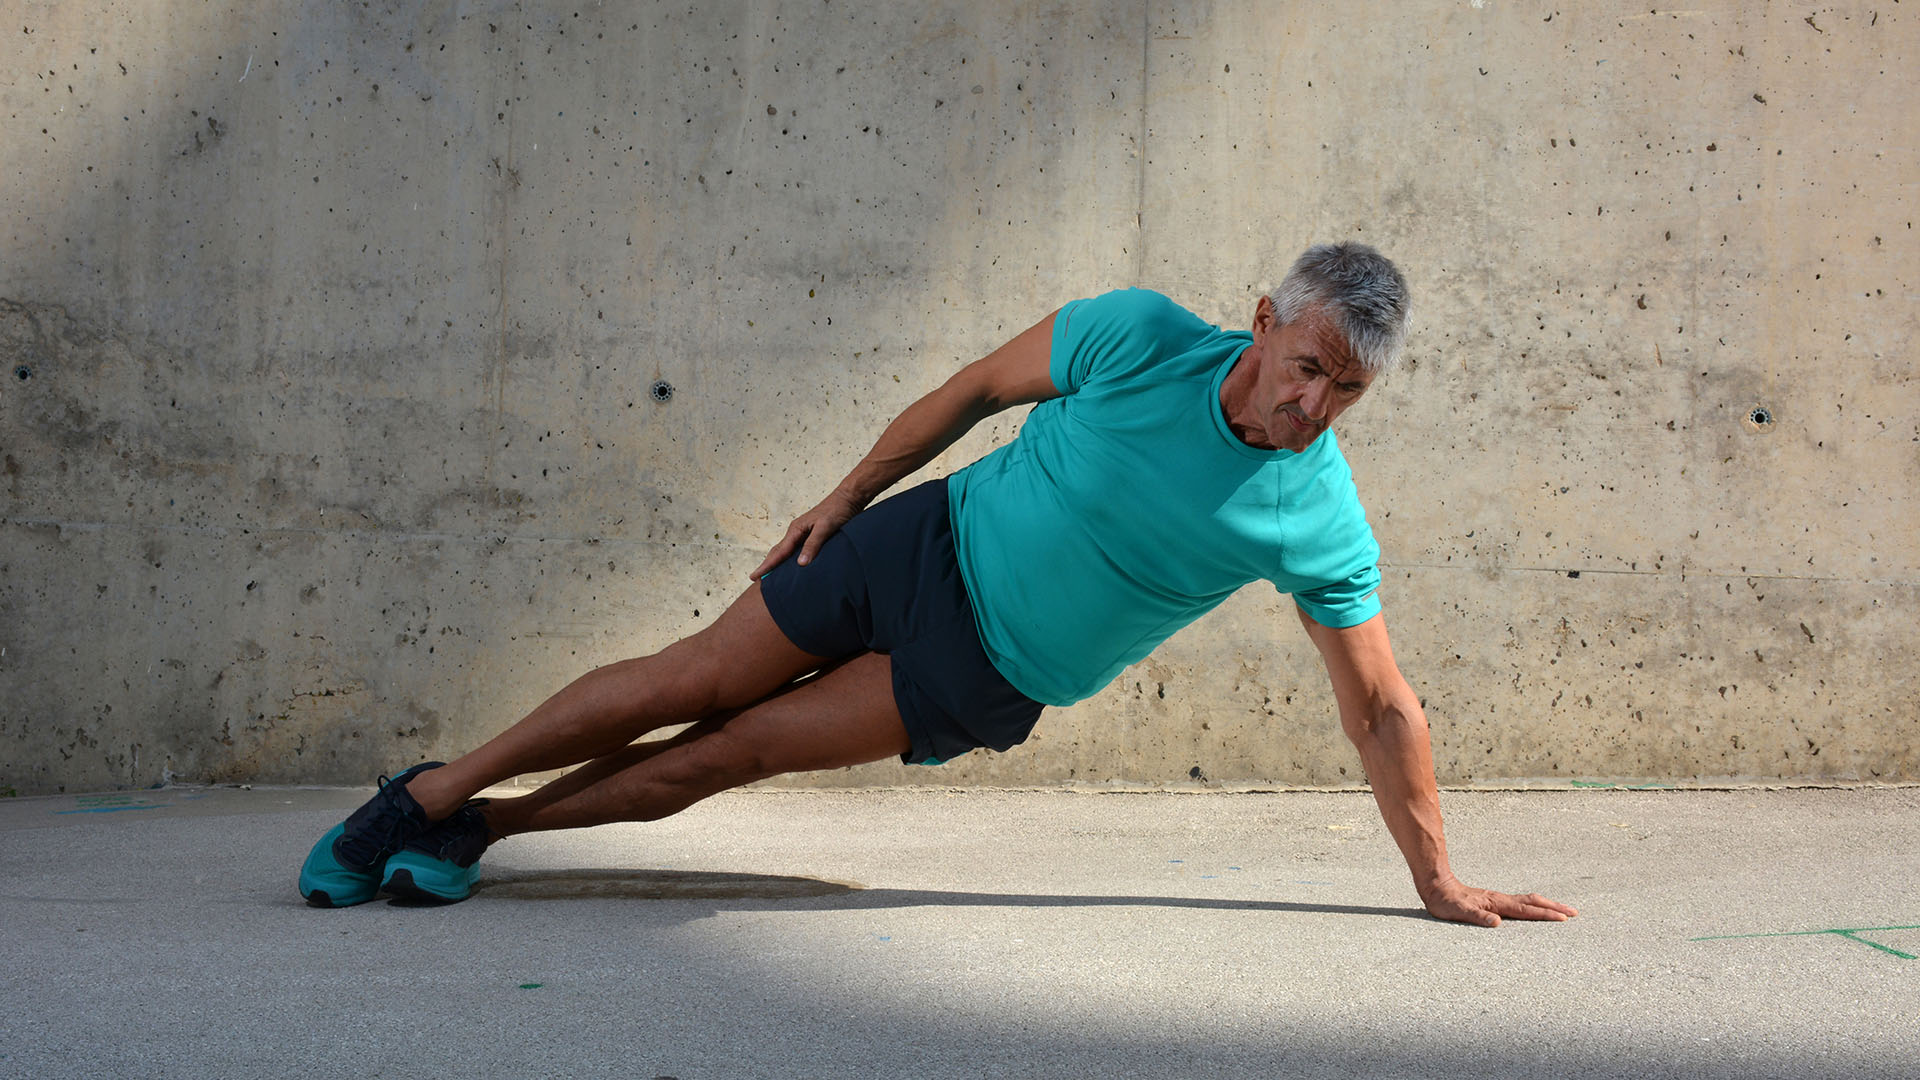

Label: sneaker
[381,799,493,904]
[297,761,444,908]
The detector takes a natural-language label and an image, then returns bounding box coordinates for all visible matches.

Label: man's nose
[1301,380,1332,420]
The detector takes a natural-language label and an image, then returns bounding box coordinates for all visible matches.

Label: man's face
[1242,297,1374,452]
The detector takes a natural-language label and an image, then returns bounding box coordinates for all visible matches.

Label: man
[300,242,1578,928]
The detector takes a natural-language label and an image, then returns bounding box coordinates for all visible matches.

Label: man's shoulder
[1061,289,1230,374]
[1300,431,1361,491]
[1073,287,1212,334]
[1293,432,1375,548]
[1052,288,1240,396]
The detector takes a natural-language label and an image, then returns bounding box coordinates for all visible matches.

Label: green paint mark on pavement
[1690,924,1920,960]
[518,983,544,989]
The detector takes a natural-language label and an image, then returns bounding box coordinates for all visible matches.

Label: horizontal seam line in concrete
[5,518,1913,587]
[119,781,1920,797]
[0,516,739,550]
[1380,560,1913,587]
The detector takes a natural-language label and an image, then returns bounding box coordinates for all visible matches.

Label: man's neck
[1217,348,1273,449]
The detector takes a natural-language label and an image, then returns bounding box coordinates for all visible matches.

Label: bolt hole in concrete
[1746,405,1774,430]
[650,379,674,402]
[13,365,30,381]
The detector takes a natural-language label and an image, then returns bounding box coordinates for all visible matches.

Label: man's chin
[1277,414,1323,449]
[1279,427,1323,452]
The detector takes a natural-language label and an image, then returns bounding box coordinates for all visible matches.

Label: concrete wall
[2,1,1914,796]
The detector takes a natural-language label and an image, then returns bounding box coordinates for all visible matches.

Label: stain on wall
[1,1,1914,794]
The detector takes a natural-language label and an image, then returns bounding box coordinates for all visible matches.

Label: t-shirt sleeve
[1291,562,1383,629]
[1277,437,1383,629]
[1049,288,1187,395]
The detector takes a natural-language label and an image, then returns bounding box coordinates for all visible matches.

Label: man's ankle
[403,768,463,821]
[481,805,509,844]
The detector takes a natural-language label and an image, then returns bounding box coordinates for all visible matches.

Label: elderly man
[300,242,1578,927]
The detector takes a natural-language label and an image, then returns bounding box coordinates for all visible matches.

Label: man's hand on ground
[751,490,865,580]
[1421,875,1579,927]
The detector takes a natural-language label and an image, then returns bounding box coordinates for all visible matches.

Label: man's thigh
[702,650,910,778]
[651,581,837,714]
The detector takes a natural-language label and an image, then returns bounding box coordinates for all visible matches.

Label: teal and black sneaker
[298,761,444,908]
[381,799,493,904]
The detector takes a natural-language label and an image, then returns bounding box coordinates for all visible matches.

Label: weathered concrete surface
[1,2,1915,795]
[3,787,1919,1079]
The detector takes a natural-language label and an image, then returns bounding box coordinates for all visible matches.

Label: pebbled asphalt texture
[2,785,1916,1079]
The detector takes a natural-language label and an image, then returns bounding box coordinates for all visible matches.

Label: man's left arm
[1295,608,1580,927]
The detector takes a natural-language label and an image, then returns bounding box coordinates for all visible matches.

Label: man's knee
[599,642,730,720]
[646,728,777,809]
[644,606,814,715]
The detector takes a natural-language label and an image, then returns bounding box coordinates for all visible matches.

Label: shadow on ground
[472,867,1430,920]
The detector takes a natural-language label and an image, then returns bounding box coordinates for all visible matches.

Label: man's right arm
[750,310,1061,579]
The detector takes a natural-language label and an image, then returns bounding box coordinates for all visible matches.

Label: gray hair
[1268,242,1411,375]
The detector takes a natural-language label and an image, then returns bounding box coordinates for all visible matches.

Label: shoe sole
[299,823,381,908]
[383,866,475,904]
[301,761,451,908]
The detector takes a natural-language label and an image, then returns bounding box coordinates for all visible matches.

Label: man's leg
[371,652,905,902]
[459,659,843,822]
[402,580,825,819]
[482,649,907,836]
[300,581,853,906]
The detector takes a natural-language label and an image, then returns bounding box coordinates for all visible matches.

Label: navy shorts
[757,478,1045,766]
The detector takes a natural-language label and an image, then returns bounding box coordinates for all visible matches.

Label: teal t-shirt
[946,287,1383,707]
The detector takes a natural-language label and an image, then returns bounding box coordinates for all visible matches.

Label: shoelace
[372,774,411,852]
[421,803,492,862]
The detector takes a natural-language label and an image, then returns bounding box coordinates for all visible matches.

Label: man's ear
[1253,294,1276,335]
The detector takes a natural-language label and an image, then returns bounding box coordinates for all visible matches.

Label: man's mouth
[1284,410,1314,433]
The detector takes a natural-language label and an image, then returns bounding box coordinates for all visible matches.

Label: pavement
[1,784,1915,1079]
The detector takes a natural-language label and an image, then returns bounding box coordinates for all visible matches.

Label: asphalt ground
[2,785,1915,1079]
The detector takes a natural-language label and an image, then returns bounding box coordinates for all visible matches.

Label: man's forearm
[1303,613,1576,926]
[751,310,1057,579]
[831,380,997,508]
[1347,699,1457,900]
[829,310,1060,508]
